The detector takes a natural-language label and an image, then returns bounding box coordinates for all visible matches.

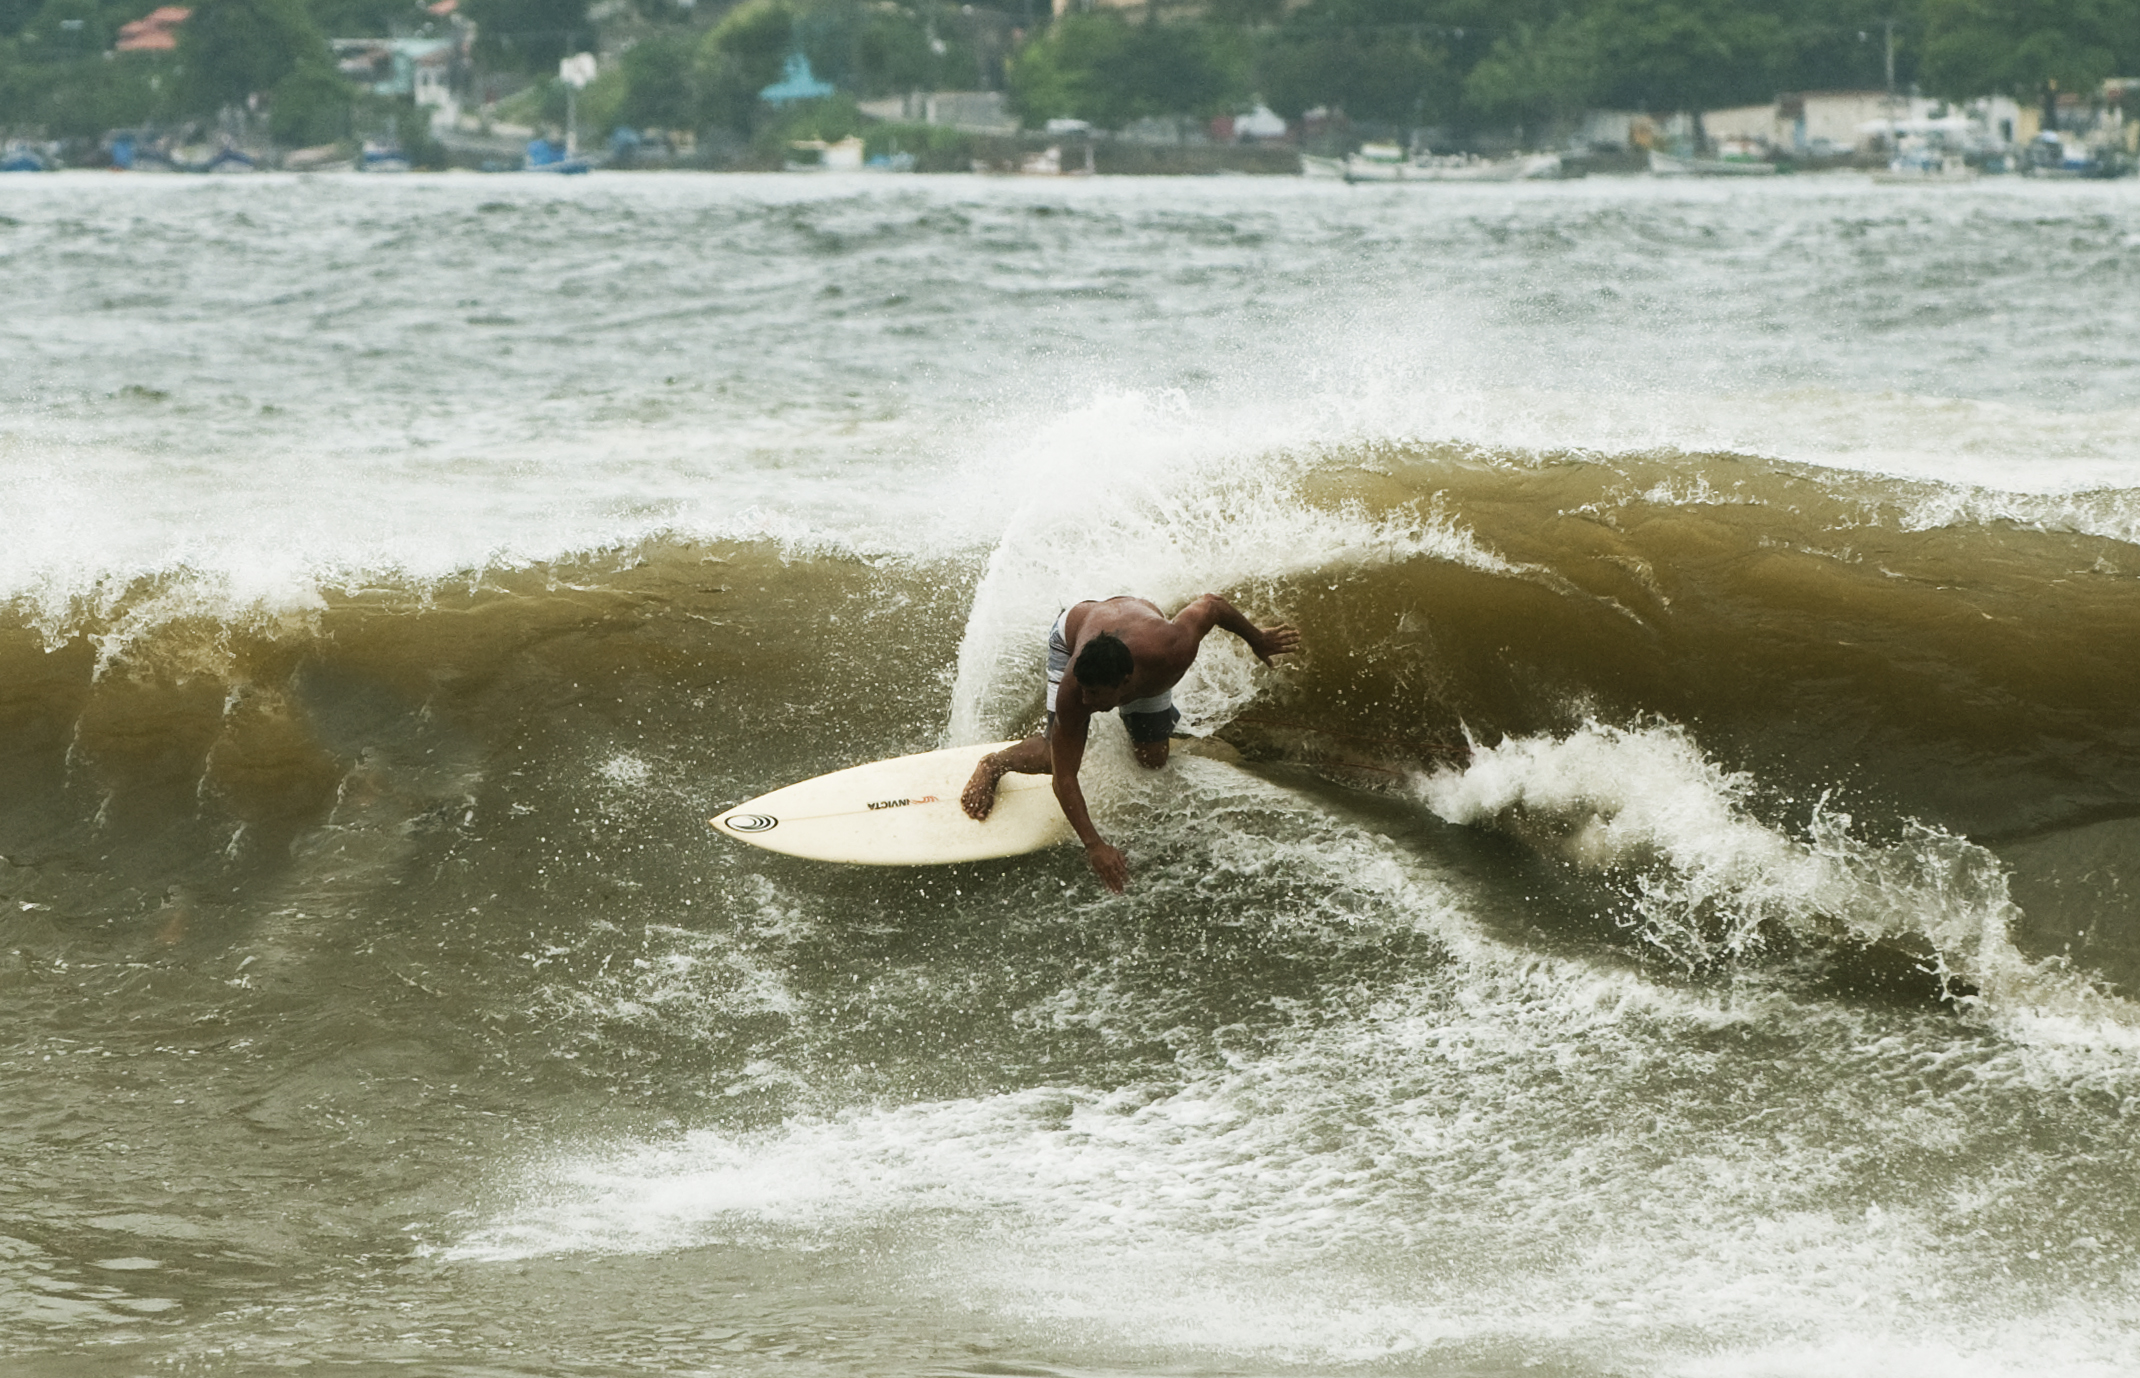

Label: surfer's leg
[961,731,1050,820]
[972,609,1073,821]
[1123,703,1180,770]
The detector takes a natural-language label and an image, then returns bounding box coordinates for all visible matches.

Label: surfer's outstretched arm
[1050,710,1127,893]
[1174,593,1300,665]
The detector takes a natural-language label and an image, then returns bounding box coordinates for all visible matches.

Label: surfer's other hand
[1251,623,1301,664]
[1086,841,1128,893]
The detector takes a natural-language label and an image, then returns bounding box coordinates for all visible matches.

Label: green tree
[1461,18,1595,132]
[16,0,105,61]
[1251,0,1460,126]
[1574,0,1786,112]
[309,0,427,36]
[0,50,167,136]
[1431,0,1561,73]
[268,57,351,143]
[792,0,863,87]
[765,87,857,143]
[694,0,793,133]
[1259,31,1448,124]
[463,0,590,71]
[800,0,977,98]
[850,7,940,94]
[1009,13,1246,129]
[400,97,445,163]
[1921,0,2129,103]
[618,33,696,129]
[179,0,333,110]
[1761,0,1922,96]
[576,60,625,131]
[1205,0,1283,25]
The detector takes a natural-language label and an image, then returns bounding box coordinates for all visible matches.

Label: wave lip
[942,392,1516,747]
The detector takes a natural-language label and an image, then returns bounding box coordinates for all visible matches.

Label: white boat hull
[1649,150,1776,177]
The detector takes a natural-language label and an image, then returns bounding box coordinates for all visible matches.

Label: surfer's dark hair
[1073,631,1133,689]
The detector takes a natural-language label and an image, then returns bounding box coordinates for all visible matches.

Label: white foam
[444,743,2140,1374]
[1894,481,2140,549]
[450,936,2135,1373]
[1668,1320,2140,1378]
[594,753,653,790]
[1416,719,2140,1040]
[1388,386,2140,498]
[941,390,1511,745]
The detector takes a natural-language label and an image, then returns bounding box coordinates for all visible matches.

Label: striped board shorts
[1045,608,1181,744]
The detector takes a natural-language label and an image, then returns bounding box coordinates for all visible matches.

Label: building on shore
[331,8,474,133]
[1690,92,2022,157]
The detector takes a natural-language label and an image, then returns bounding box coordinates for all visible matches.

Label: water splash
[1415,719,2137,1036]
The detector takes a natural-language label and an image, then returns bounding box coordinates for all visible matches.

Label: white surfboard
[710,741,1074,865]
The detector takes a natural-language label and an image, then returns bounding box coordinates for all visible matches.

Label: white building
[1697,92,2022,154]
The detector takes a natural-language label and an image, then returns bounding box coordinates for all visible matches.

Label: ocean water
[6,170,2140,1377]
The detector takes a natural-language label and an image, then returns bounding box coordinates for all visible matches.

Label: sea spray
[944,391,1514,746]
[1414,720,2139,1038]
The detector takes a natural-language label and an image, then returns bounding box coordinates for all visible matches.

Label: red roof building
[115,6,190,52]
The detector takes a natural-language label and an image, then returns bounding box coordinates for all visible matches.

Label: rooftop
[114,5,189,52]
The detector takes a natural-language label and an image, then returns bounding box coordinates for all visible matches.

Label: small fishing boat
[1331,146,1565,184]
[1872,149,1977,184]
[784,137,864,172]
[521,137,590,175]
[1,147,49,172]
[1649,149,1776,177]
[1340,142,1412,182]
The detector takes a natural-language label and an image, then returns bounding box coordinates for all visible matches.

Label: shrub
[269,59,352,146]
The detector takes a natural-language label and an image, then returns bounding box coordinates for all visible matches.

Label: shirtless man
[960,594,1300,893]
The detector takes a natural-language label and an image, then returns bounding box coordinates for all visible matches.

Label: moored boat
[1336,147,1565,184]
[1872,150,1977,184]
[1649,149,1777,177]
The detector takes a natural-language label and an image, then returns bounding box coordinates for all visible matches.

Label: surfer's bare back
[960,594,1300,893]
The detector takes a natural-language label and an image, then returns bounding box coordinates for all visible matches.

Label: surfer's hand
[1086,841,1128,893]
[1250,624,1301,665]
[960,753,1006,821]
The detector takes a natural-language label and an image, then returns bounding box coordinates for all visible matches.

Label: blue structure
[759,53,833,106]
[523,137,590,174]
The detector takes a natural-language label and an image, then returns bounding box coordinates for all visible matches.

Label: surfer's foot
[961,754,1006,821]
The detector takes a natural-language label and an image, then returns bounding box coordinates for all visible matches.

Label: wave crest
[1415,721,2135,1034]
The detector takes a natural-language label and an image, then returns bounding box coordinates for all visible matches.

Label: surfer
[960,594,1300,892]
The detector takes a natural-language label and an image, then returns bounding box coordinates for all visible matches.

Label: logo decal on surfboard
[866,794,938,811]
[723,813,779,833]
